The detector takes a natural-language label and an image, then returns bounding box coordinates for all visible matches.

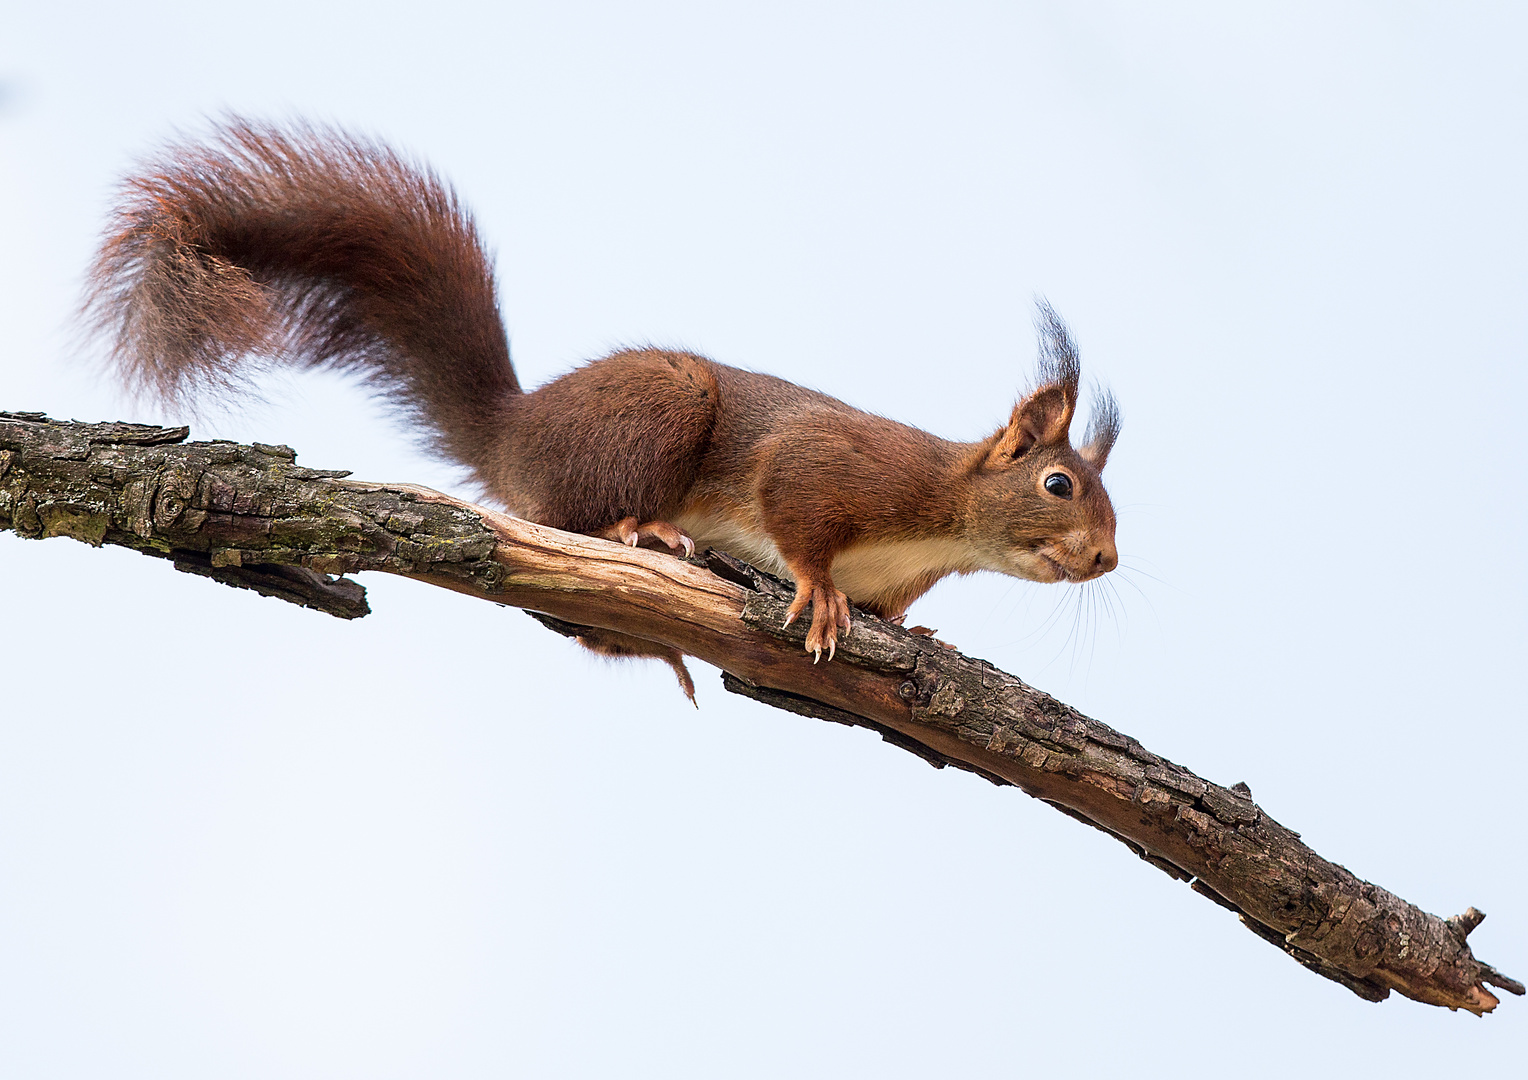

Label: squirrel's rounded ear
[990,384,1075,461]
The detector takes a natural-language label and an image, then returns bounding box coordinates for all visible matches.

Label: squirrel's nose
[1092,540,1118,575]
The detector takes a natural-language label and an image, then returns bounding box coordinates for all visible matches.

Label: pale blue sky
[1,3,1524,1076]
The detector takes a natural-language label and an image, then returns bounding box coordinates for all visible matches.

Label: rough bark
[1,411,1520,1014]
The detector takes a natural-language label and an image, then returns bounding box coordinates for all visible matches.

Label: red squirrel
[85,119,1121,697]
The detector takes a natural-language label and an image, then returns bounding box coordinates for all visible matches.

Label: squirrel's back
[85,117,519,489]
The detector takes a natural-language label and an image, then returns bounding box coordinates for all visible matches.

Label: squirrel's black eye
[1044,473,1074,499]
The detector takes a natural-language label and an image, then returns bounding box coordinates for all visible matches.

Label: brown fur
[86,119,1122,678]
[85,118,517,486]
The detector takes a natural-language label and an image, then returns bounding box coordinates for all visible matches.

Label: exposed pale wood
[2,411,1520,1013]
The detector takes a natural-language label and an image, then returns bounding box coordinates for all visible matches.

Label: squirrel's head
[966,302,1120,585]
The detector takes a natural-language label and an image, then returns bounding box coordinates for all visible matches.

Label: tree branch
[2,411,1519,1014]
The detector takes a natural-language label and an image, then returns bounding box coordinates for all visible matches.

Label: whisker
[1045,581,1088,676]
[995,581,1073,651]
[983,578,1020,630]
[1112,567,1161,618]
[1116,557,1173,589]
[1033,586,1075,643]
[1103,577,1126,649]
[1076,583,1094,677]
[1063,577,1087,672]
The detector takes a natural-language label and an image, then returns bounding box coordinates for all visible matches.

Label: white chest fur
[671,507,791,579]
[828,536,984,602]
[672,507,987,607]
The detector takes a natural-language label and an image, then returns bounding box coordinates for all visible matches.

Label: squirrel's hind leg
[496,349,720,533]
[597,516,695,558]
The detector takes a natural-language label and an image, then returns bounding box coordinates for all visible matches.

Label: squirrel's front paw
[783,581,852,662]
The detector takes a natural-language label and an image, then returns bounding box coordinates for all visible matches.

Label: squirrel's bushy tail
[85,117,519,479]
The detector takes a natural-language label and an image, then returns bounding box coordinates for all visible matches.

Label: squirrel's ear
[990,384,1075,460]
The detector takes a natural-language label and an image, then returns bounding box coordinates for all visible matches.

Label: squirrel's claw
[788,578,852,662]
[600,517,695,558]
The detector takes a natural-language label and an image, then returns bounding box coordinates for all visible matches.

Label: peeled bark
[1,411,1519,1013]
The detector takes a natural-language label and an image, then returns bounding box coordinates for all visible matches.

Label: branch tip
[1482,968,1525,997]
[1448,907,1486,940]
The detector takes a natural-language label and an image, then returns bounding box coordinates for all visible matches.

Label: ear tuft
[988,299,1082,461]
[1079,386,1120,469]
[1034,298,1082,403]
